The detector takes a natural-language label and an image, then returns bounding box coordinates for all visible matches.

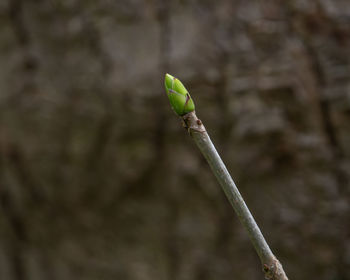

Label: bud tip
[164,73,195,116]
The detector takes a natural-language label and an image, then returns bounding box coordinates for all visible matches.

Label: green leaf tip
[164,73,195,116]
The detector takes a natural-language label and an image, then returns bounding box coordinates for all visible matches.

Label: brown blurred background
[0,0,350,279]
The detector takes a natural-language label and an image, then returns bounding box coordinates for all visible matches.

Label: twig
[164,74,289,279]
[182,111,288,280]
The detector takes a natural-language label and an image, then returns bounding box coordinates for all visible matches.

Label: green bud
[164,73,195,116]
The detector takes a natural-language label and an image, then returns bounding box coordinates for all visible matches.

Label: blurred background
[0,0,350,279]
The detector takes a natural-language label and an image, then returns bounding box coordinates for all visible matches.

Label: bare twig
[181,111,288,280]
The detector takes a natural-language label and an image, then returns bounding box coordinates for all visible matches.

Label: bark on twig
[181,111,288,280]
